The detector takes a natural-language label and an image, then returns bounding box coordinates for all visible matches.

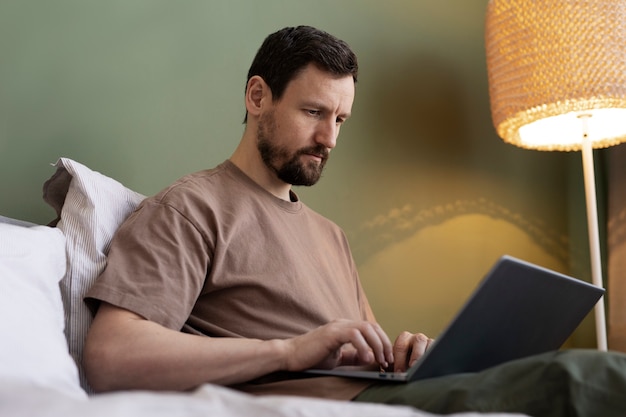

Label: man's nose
[315,120,338,149]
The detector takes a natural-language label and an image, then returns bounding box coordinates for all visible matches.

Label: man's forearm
[83,303,288,392]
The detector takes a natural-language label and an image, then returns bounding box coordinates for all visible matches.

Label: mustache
[297,145,330,160]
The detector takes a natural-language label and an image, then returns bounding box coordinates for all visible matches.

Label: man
[84,26,626,416]
[84,24,430,398]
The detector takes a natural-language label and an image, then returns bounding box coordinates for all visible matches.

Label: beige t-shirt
[87,160,373,399]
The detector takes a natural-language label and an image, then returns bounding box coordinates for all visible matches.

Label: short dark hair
[243,25,358,122]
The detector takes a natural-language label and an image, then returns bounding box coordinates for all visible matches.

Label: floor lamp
[485,0,626,351]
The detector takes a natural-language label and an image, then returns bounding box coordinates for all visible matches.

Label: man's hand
[281,319,395,372]
[391,331,435,372]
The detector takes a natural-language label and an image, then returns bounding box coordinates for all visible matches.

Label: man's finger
[408,333,431,367]
[392,331,414,372]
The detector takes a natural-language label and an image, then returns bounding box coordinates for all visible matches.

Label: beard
[257,110,329,186]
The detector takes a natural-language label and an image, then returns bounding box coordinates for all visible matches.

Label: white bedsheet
[0,381,529,417]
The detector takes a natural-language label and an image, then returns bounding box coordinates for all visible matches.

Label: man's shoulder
[154,161,236,201]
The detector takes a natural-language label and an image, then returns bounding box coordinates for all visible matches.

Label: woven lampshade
[485,0,626,151]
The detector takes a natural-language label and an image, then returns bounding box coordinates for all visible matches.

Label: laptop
[305,255,604,382]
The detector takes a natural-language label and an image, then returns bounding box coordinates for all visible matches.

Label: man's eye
[307,109,321,116]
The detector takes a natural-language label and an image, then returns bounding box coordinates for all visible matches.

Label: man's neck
[229,141,292,202]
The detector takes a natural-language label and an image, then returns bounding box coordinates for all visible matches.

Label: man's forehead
[284,64,355,103]
[289,63,354,85]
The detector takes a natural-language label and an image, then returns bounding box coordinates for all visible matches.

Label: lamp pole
[579,114,608,351]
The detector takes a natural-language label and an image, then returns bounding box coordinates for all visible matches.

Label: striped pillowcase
[43,158,145,393]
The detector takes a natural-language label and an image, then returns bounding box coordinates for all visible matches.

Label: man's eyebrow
[302,100,351,119]
[301,99,327,110]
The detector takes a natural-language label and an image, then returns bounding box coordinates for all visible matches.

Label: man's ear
[245,76,271,118]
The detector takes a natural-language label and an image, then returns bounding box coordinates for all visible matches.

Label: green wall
[0,0,597,346]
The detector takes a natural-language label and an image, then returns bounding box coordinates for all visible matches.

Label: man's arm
[83,302,395,392]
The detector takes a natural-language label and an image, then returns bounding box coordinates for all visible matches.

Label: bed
[0,158,528,417]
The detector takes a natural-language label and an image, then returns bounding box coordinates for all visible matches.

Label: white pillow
[43,158,145,393]
[0,215,36,227]
[0,222,86,398]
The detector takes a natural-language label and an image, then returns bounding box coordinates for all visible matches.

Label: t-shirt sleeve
[86,200,210,330]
